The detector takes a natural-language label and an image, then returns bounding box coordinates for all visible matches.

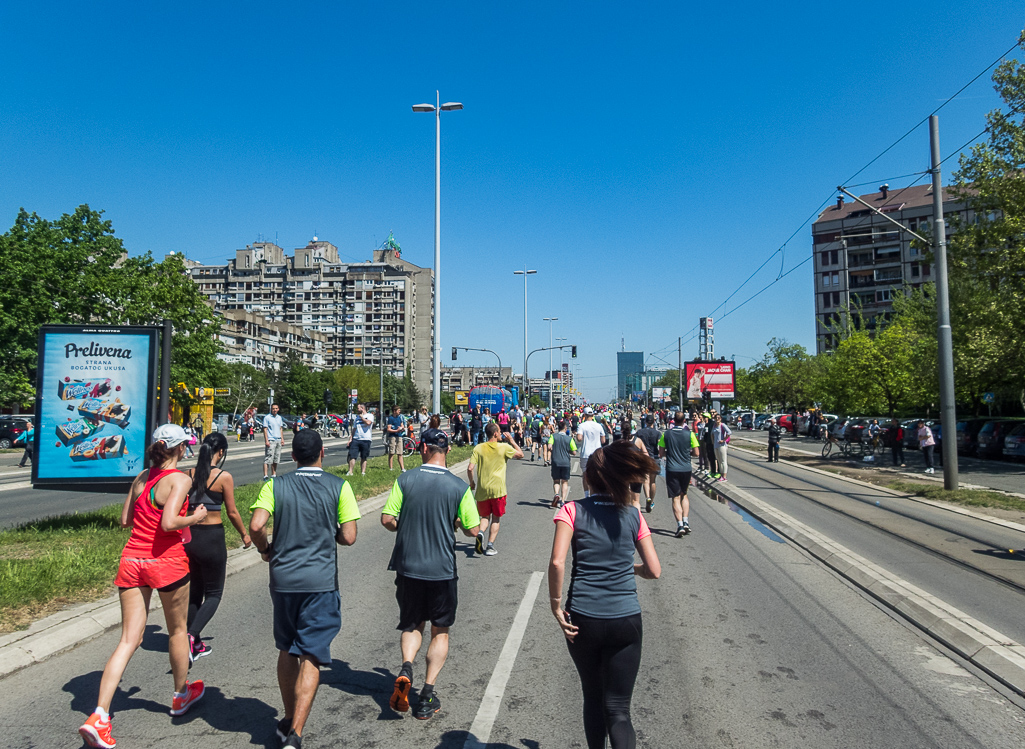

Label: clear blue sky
[2,2,1021,401]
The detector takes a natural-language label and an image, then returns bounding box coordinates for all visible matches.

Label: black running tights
[184,524,227,638]
[565,612,643,749]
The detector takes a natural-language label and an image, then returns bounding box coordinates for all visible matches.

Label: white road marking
[463,571,544,749]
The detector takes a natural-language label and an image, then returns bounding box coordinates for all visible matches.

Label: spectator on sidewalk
[346,404,375,477]
[917,421,936,475]
[887,418,905,467]
[15,420,34,468]
[767,418,781,462]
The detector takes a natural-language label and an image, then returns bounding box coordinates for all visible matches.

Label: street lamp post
[543,317,558,411]
[413,93,463,416]
[556,336,567,409]
[513,268,537,404]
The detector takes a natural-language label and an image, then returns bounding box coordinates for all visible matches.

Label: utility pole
[930,115,958,489]
[678,336,683,411]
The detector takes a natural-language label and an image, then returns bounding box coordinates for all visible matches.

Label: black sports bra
[192,470,225,513]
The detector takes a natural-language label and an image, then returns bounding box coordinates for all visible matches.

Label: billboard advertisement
[652,387,672,400]
[685,361,736,401]
[33,325,159,486]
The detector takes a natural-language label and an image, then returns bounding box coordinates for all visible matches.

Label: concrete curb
[0,458,472,680]
[691,470,1025,697]
[729,443,1025,534]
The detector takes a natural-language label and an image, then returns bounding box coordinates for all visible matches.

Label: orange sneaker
[170,680,205,716]
[79,712,116,748]
[390,674,411,712]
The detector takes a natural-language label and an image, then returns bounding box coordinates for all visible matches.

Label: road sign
[214,388,231,397]
[982,392,995,404]
[350,389,358,396]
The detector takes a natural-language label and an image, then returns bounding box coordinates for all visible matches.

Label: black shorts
[499,423,512,433]
[551,464,571,482]
[665,470,692,498]
[396,574,458,630]
[348,440,371,462]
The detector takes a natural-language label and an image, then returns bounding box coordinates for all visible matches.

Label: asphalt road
[722,445,1025,644]
[0,433,386,529]
[1,457,1022,747]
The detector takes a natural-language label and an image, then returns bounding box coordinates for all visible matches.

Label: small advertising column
[32,325,160,491]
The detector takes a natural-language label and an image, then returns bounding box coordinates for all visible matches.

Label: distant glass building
[617,351,644,400]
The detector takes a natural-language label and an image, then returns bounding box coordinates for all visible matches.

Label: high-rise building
[181,238,434,394]
[617,351,644,400]
[811,184,972,353]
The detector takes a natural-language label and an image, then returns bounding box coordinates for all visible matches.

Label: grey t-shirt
[383,465,480,581]
[660,426,698,473]
[254,468,361,593]
[263,413,284,441]
[549,432,577,468]
[633,427,661,460]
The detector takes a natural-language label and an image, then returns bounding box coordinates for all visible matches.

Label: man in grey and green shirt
[381,428,480,721]
[659,411,700,538]
[548,418,577,508]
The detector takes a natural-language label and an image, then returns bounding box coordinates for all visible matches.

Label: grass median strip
[0,443,476,633]
[887,480,1025,514]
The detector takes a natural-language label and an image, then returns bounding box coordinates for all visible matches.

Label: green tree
[215,362,272,418]
[274,352,319,414]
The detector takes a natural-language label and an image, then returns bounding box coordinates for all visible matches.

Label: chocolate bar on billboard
[77,398,131,428]
[69,435,127,461]
[55,418,105,446]
[58,378,113,400]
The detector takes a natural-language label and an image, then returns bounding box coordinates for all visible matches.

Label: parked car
[956,418,990,456]
[740,412,756,430]
[0,418,30,450]
[754,413,772,429]
[977,419,1025,460]
[1002,422,1025,461]
[844,417,887,445]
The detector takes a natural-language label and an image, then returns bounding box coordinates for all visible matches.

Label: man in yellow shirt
[467,422,523,556]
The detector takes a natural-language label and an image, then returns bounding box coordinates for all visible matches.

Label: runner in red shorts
[467,422,523,556]
[78,424,211,749]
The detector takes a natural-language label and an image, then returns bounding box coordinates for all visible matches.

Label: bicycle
[821,435,853,458]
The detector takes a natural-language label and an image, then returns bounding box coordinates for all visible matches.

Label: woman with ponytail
[183,431,251,661]
[547,440,661,749]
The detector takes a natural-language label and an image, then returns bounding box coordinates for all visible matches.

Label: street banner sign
[33,325,159,488]
[685,360,736,400]
[455,390,469,406]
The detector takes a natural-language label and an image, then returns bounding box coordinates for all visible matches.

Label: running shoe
[170,680,205,716]
[414,692,442,720]
[484,544,498,556]
[645,498,654,513]
[282,731,302,748]
[682,522,691,535]
[475,532,485,556]
[675,525,686,539]
[550,494,561,509]
[717,476,727,483]
[390,675,412,712]
[189,634,212,662]
[276,717,293,742]
[79,712,115,748]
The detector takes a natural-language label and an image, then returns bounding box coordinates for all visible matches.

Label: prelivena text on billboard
[685,361,736,401]
[33,325,159,486]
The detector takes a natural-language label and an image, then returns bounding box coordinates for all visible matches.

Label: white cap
[583,407,594,415]
[153,423,188,448]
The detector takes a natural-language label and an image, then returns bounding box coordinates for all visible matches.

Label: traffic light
[452,347,458,361]
[571,345,577,358]
[324,389,333,406]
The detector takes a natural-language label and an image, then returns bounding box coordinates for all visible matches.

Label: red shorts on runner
[114,555,190,590]
[476,495,507,519]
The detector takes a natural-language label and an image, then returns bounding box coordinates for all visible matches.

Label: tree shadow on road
[321,659,403,721]
[433,730,541,748]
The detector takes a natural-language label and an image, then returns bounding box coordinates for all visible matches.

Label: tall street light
[556,336,567,409]
[413,93,463,415]
[543,317,558,411]
[513,268,537,404]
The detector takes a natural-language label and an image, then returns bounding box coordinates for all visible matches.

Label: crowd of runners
[77,400,736,749]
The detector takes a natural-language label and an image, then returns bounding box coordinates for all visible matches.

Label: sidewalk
[729,431,1025,500]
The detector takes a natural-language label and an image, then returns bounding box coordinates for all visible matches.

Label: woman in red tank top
[79,425,211,749]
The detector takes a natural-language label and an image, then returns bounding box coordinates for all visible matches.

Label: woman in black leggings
[184,432,251,661]
[548,441,662,749]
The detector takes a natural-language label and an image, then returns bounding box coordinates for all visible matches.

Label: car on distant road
[1002,422,1025,461]
[0,418,30,450]
[977,419,1024,460]
[754,413,772,429]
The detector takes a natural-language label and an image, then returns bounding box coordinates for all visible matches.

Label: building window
[911,264,920,278]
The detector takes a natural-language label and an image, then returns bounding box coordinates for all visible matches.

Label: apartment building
[183,238,434,395]
[214,309,327,371]
[439,366,513,392]
[811,184,973,353]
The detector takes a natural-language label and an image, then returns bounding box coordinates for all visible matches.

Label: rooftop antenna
[621,335,625,352]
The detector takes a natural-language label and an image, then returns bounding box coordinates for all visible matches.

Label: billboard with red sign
[685,361,735,401]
